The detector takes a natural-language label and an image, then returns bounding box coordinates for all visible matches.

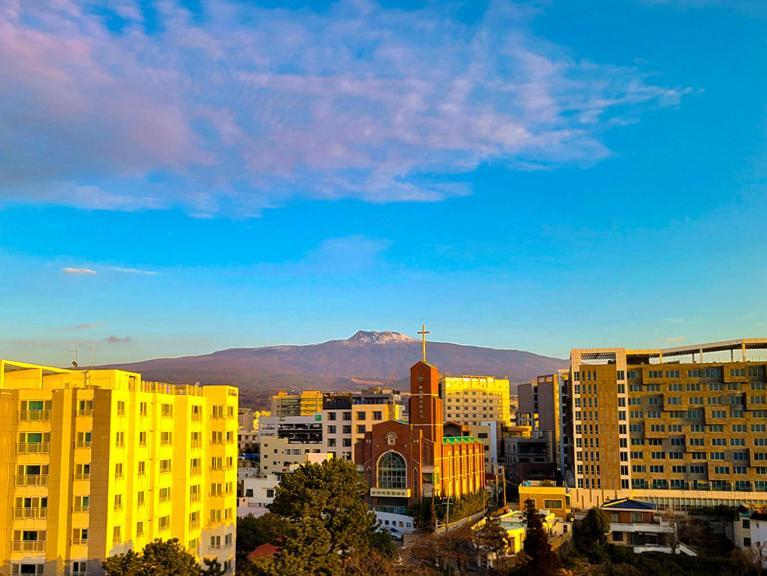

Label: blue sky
[1,0,766,365]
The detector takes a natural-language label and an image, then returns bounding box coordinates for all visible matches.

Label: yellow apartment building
[270,390,323,417]
[442,375,512,426]
[0,359,238,576]
[569,339,767,508]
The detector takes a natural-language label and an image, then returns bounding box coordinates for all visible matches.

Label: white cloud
[110,266,158,276]
[0,0,691,216]
[62,267,98,275]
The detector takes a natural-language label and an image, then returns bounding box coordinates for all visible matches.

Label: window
[72,528,88,544]
[137,521,144,537]
[373,411,382,420]
[159,516,170,531]
[160,459,172,474]
[139,431,147,446]
[161,432,173,445]
[356,412,366,421]
[137,491,145,507]
[140,402,148,416]
[162,403,174,418]
[115,462,124,479]
[138,461,146,476]
[114,494,123,511]
[116,401,126,416]
[159,487,171,502]
[377,451,406,489]
[113,526,121,544]
[543,499,563,509]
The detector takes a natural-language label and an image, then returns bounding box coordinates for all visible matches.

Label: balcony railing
[77,408,93,417]
[189,520,200,530]
[72,537,88,545]
[12,540,45,552]
[14,507,48,519]
[73,505,90,513]
[15,474,48,486]
[19,410,51,421]
[75,440,92,449]
[74,473,90,481]
[17,442,50,454]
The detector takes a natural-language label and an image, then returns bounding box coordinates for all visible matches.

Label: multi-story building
[0,359,239,576]
[568,339,767,508]
[442,375,512,426]
[322,389,403,462]
[257,415,326,477]
[270,390,323,417]
[518,369,570,477]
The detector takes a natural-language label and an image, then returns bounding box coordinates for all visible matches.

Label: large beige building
[270,390,323,417]
[0,359,238,576]
[442,375,512,426]
[568,339,767,508]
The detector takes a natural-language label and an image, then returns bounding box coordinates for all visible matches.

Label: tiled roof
[247,543,281,560]
[601,498,655,511]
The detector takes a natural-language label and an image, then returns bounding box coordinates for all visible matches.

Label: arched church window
[377,451,406,489]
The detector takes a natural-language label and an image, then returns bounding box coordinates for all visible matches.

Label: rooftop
[601,498,656,511]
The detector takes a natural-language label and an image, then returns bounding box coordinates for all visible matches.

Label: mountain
[106,330,567,407]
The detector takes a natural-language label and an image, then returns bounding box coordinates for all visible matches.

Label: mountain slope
[107,331,567,406]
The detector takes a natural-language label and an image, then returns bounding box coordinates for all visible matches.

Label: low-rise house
[733,508,767,568]
[600,498,695,556]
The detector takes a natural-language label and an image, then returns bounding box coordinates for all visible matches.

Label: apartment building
[568,339,767,508]
[322,389,402,462]
[442,375,512,426]
[518,369,570,476]
[270,390,323,417]
[0,359,238,576]
[257,415,326,476]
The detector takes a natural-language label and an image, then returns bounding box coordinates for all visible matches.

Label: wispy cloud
[105,335,131,344]
[0,1,690,216]
[110,266,158,276]
[62,267,98,276]
[664,336,686,344]
[68,322,103,331]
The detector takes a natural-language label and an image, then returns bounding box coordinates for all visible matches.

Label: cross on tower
[418,324,430,363]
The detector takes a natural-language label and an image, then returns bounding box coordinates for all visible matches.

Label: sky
[1,0,766,365]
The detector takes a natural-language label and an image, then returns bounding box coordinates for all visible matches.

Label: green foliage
[473,514,511,574]
[574,506,611,559]
[236,513,289,564]
[515,498,560,576]
[242,459,391,575]
[103,539,201,576]
[201,558,226,576]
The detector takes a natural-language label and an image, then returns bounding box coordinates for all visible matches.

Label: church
[354,349,486,513]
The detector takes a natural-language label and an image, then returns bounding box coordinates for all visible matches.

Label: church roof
[412,360,437,369]
[600,498,656,511]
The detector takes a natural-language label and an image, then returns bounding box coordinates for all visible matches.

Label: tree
[236,513,289,564]
[253,459,390,575]
[473,515,510,575]
[200,558,226,576]
[516,499,560,576]
[103,539,201,576]
[574,506,610,557]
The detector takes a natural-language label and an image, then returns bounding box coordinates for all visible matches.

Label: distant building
[238,476,279,518]
[517,370,569,476]
[257,415,326,477]
[442,375,512,427]
[504,432,557,483]
[355,361,486,514]
[322,388,403,462]
[0,359,238,576]
[733,507,767,567]
[270,390,323,417]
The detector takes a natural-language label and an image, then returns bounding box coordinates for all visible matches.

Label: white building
[238,476,280,518]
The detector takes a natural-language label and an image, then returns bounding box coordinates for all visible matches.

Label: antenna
[72,345,79,369]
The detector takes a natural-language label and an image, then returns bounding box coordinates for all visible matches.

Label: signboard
[370,488,411,498]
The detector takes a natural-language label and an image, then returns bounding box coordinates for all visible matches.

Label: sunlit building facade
[0,359,238,576]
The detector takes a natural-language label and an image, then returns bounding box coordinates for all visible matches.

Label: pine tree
[520,499,560,576]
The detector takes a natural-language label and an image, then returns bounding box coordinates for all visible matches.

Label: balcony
[73,505,90,513]
[189,520,200,530]
[15,474,48,486]
[17,442,50,454]
[74,473,90,481]
[75,440,92,449]
[19,410,51,421]
[14,507,48,519]
[12,540,45,552]
[72,537,88,545]
[77,408,93,417]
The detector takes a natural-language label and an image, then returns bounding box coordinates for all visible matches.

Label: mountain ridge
[104,331,567,407]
